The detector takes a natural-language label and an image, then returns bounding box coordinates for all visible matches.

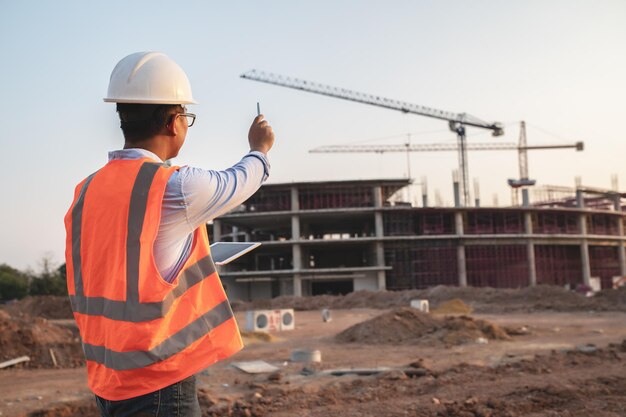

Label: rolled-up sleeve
[180,151,270,231]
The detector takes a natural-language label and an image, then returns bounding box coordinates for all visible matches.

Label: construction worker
[64,51,274,416]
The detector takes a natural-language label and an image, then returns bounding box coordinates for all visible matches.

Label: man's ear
[165,115,177,136]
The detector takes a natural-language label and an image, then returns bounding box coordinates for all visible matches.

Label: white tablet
[210,242,261,266]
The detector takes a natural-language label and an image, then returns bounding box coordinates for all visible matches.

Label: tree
[0,263,29,301]
[28,255,67,296]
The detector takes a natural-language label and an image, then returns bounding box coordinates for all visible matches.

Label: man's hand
[248,115,275,155]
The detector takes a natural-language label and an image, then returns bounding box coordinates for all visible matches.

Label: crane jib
[240,70,502,133]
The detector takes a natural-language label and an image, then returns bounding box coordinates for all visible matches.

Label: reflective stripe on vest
[82,300,232,370]
[67,161,238,372]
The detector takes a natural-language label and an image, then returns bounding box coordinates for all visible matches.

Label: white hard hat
[104,51,197,104]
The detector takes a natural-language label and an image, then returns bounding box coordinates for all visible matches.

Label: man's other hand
[248,115,275,155]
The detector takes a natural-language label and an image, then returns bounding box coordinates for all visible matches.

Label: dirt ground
[1,287,625,416]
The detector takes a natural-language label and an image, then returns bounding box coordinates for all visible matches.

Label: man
[64,51,274,416]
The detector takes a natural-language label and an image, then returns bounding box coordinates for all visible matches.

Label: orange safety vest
[64,158,243,400]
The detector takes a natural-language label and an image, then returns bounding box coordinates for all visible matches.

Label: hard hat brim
[103,98,198,105]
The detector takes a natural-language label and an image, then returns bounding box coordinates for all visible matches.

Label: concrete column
[292,243,302,269]
[376,244,386,290]
[375,213,384,237]
[291,186,299,211]
[455,211,467,287]
[580,240,591,286]
[372,186,387,290]
[289,185,303,296]
[453,181,461,208]
[522,189,530,207]
[292,244,302,296]
[376,270,386,290]
[524,212,537,286]
[614,196,626,277]
[232,226,239,242]
[577,190,591,286]
[293,274,302,297]
[291,215,300,240]
[213,220,221,242]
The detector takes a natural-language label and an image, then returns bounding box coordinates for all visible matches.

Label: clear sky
[1,1,625,270]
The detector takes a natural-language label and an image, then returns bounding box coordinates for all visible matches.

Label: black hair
[116,104,182,143]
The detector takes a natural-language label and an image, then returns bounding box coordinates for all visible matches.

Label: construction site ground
[1,287,625,417]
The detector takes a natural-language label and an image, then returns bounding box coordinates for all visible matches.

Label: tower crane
[240,69,503,206]
[508,121,583,206]
[309,121,583,206]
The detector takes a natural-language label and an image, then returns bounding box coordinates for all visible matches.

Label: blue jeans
[95,375,201,417]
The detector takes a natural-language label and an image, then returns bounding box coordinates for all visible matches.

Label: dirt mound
[233,285,626,313]
[430,298,473,315]
[593,285,626,305]
[335,307,510,346]
[0,313,83,368]
[2,296,73,319]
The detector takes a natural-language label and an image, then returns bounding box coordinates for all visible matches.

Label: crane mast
[241,69,504,206]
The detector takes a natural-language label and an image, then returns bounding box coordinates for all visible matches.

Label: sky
[1,0,625,271]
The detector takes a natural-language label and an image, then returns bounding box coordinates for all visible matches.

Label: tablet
[210,242,261,266]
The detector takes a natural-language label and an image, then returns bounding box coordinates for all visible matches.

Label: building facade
[210,179,626,301]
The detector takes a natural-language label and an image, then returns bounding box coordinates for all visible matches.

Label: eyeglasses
[168,113,196,127]
[177,112,196,127]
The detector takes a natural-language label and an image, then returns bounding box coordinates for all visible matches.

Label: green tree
[28,256,67,296]
[0,263,29,301]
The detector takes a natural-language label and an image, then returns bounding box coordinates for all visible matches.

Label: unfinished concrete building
[210,179,626,301]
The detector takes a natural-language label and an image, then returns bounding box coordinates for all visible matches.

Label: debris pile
[1,295,73,319]
[0,310,83,368]
[232,285,626,313]
[334,307,510,346]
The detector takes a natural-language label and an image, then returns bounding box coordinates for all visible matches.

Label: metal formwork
[299,185,374,210]
[246,188,291,212]
[535,245,583,288]
[384,242,457,290]
[382,211,455,236]
[383,211,415,236]
[532,211,579,234]
[465,211,524,234]
[466,245,528,288]
[419,212,455,235]
[589,246,620,289]
[587,214,620,236]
